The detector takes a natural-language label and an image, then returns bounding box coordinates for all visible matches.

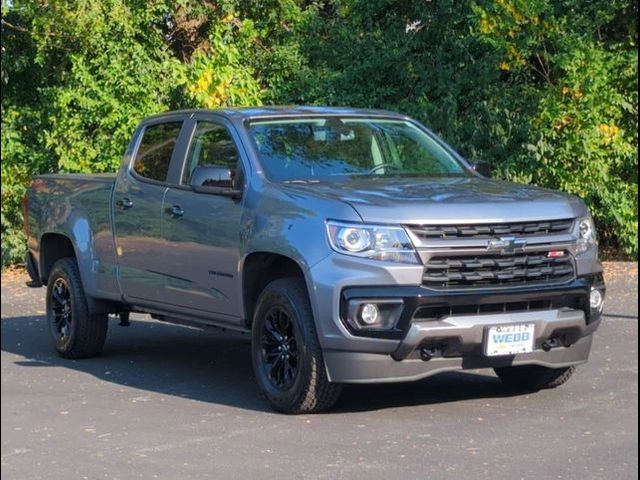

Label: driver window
[183,122,240,185]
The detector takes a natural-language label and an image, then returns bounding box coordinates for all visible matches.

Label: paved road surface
[1,264,637,479]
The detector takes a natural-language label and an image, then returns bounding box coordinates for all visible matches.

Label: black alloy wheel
[261,306,300,390]
[51,278,73,341]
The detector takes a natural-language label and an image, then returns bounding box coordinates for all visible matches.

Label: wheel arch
[241,251,314,330]
[39,232,78,285]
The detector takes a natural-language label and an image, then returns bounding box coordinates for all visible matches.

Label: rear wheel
[46,257,108,358]
[494,365,576,390]
[251,277,342,414]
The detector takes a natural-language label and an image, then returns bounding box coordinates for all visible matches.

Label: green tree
[1,0,637,266]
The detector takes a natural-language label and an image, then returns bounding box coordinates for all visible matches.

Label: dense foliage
[2,0,637,266]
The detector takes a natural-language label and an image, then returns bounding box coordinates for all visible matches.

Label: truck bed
[27,172,120,301]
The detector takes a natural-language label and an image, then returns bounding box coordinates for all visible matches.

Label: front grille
[423,251,575,289]
[410,219,573,240]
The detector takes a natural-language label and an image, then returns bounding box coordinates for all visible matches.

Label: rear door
[158,116,246,321]
[113,118,187,303]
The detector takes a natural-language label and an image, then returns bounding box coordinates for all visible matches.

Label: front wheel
[494,365,576,390]
[251,277,342,414]
[46,257,108,358]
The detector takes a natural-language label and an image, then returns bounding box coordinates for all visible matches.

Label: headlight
[576,215,597,254]
[326,221,419,264]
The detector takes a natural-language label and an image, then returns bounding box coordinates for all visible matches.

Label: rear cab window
[133,122,183,182]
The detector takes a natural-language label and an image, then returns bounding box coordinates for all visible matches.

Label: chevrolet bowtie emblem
[487,236,528,254]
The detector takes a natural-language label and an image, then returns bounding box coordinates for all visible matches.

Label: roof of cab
[143,106,409,122]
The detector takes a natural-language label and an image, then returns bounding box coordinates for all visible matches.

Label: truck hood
[279,177,587,224]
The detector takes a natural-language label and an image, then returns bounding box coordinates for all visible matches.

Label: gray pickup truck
[24,107,605,413]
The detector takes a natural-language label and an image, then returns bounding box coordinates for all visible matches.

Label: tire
[494,365,576,390]
[251,277,342,414]
[46,257,108,359]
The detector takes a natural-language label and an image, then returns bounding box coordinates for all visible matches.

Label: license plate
[485,323,535,356]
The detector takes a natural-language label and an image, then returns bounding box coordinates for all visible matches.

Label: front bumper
[325,334,594,383]
[325,294,602,383]
[308,253,605,383]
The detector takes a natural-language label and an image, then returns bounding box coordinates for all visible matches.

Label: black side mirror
[190,165,242,199]
[472,161,492,178]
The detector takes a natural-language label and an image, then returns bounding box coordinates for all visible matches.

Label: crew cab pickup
[24,107,606,413]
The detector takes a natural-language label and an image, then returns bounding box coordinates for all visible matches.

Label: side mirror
[190,165,242,199]
[191,165,234,188]
[472,161,492,178]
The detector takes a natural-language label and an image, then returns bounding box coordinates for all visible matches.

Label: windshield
[248,117,469,182]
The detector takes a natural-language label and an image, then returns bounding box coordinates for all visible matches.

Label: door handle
[118,198,133,210]
[167,205,184,218]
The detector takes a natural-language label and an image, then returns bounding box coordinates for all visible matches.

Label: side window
[133,122,182,182]
[183,122,240,187]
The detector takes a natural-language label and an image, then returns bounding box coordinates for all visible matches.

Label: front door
[159,118,246,322]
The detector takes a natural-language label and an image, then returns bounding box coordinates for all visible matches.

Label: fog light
[590,288,604,311]
[345,299,404,333]
[360,303,380,325]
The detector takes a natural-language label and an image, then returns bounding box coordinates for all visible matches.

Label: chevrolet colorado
[24,107,605,413]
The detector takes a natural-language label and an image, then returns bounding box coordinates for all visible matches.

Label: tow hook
[541,338,560,352]
[420,347,432,361]
[420,343,447,361]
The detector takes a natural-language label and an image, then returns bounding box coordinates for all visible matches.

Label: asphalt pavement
[1,264,637,480]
